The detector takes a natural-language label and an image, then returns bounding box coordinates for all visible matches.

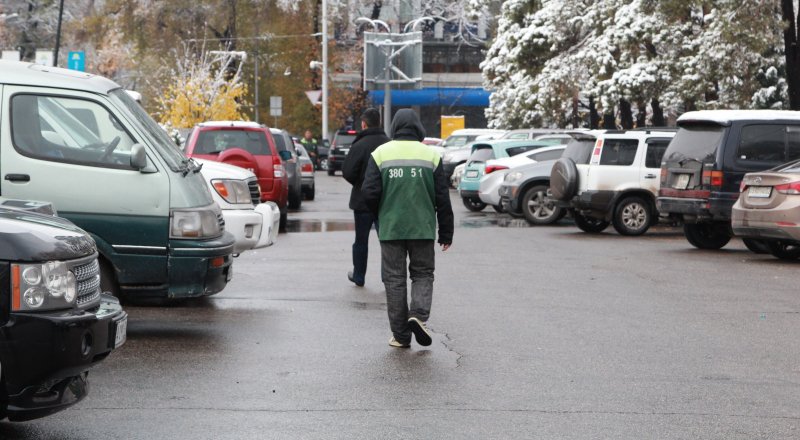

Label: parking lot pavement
[3,173,799,439]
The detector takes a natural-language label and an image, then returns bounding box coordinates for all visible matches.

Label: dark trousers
[351,210,379,284]
[380,240,435,344]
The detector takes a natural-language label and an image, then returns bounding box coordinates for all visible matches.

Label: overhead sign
[1,50,20,61]
[441,115,465,139]
[68,51,85,71]
[35,49,53,67]
[305,90,322,106]
[269,96,282,117]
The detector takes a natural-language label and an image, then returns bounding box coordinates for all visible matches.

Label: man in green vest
[361,109,454,348]
[300,130,318,166]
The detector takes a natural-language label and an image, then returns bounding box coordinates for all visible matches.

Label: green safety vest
[370,140,441,241]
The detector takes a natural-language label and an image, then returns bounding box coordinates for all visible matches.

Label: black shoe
[408,317,432,346]
[347,271,364,287]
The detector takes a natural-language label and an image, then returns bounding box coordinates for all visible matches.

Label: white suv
[550,129,675,235]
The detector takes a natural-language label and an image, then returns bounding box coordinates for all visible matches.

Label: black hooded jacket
[342,127,390,211]
[360,109,454,244]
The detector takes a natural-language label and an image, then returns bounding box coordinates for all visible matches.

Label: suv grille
[71,258,101,307]
[217,213,225,232]
[247,178,260,205]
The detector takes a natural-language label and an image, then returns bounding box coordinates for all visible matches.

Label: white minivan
[0,60,235,299]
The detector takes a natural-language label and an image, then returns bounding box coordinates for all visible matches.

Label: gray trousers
[380,240,435,344]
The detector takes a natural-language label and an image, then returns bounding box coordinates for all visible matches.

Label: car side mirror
[130,143,148,170]
[279,150,292,161]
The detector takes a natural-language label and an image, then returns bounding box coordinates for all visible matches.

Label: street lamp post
[321,0,328,141]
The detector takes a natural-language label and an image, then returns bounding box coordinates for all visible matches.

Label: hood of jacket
[390,109,426,142]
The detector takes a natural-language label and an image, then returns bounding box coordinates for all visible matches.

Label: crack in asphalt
[429,325,463,368]
[78,406,800,420]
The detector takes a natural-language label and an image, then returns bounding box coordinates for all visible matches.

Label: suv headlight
[170,205,222,238]
[11,261,77,311]
[505,172,523,183]
[212,179,251,204]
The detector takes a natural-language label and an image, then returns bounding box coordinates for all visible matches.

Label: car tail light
[590,139,603,165]
[660,167,667,185]
[775,181,800,195]
[701,170,723,188]
[274,164,285,178]
[301,163,314,173]
[739,180,747,193]
[485,165,509,174]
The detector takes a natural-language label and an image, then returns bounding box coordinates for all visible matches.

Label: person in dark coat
[342,108,390,287]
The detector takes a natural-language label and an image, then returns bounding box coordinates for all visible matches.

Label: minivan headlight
[170,206,222,238]
[12,261,78,311]
[211,179,251,204]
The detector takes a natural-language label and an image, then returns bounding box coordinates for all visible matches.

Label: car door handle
[5,174,30,182]
[644,174,657,179]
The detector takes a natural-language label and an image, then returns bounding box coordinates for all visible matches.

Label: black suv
[657,110,800,249]
[328,129,358,176]
[0,201,126,421]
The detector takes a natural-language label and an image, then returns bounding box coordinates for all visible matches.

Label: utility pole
[322,0,329,140]
[53,0,65,66]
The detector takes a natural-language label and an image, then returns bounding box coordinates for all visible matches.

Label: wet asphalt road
[3,173,800,439]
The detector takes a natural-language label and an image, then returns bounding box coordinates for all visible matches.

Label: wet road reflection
[285,219,355,233]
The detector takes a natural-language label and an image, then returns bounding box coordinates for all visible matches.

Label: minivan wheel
[742,238,771,254]
[612,196,652,236]
[573,212,609,233]
[683,222,731,250]
[462,197,486,212]
[522,185,564,225]
[766,240,800,260]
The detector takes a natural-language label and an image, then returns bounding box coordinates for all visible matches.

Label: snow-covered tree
[483,0,788,129]
[157,48,250,128]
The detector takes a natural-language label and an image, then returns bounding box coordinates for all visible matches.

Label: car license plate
[748,186,772,198]
[674,173,690,189]
[114,317,127,348]
[466,170,479,178]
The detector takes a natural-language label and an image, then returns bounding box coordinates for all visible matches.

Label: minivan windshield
[109,89,185,172]
[664,125,725,164]
[562,138,594,164]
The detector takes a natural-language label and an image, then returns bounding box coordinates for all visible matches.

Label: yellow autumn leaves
[158,69,250,128]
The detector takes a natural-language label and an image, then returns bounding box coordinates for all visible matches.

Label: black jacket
[361,109,454,244]
[342,127,390,211]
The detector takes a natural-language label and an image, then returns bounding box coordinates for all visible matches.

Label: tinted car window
[195,130,270,155]
[505,144,538,157]
[645,141,669,168]
[789,127,800,161]
[737,124,786,164]
[469,146,494,162]
[531,149,563,162]
[599,139,638,166]
[333,134,356,148]
[665,125,725,163]
[563,138,594,164]
[506,133,529,140]
[272,133,287,151]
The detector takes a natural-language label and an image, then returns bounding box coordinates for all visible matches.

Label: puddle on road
[459,214,534,229]
[285,219,355,233]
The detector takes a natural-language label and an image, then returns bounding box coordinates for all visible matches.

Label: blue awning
[368,87,490,107]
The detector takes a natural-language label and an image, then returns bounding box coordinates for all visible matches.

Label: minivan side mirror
[279,150,292,161]
[130,143,148,170]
